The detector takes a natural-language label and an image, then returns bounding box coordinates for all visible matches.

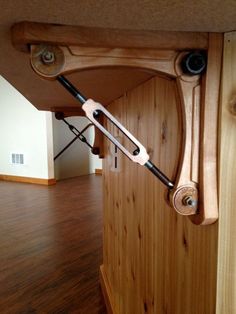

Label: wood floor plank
[0,175,106,314]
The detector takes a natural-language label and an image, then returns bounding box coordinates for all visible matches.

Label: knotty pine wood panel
[103,76,218,314]
[217,31,236,314]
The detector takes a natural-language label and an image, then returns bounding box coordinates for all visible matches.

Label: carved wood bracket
[11,22,223,225]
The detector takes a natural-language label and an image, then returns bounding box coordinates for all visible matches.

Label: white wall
[53,115,102,180]
[0,74,102,182]
[0,75,54,179]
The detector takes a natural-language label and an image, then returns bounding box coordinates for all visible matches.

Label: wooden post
[217,31,236,313]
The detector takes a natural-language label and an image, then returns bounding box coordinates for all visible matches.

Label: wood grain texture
[12,22,209,52]
[100,265,116,314]
[191,33,223,225]
[170,77,200,216]
[30,44,177,79]
[53,106,85,117]
[217,31,236,314]
[0,174,56,185]
[102,76,218,313]
[0,175,106,313]
[70,47,176,60]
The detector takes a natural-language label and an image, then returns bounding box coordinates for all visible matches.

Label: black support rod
[145,161,174,189]
[54,136,78,161]
[54,121,94,161]
[57,75,87,104]
[62,118,93,148]
[62,118,90,144]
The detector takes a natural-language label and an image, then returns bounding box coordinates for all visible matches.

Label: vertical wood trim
[191,33,223,225]
[217,31,236,314]
[100,265,116,314]
[200,33,223,223]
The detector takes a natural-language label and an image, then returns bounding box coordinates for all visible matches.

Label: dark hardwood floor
[0,174,106,314]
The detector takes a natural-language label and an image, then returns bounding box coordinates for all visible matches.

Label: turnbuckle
[57,75,174,189]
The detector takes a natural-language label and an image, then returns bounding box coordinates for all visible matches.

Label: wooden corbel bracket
[12,22,223,225]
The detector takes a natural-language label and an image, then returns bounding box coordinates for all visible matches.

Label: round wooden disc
[31,45,65,78]
[171,185,198,215]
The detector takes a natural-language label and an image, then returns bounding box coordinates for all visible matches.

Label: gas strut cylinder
[57,75,174,189]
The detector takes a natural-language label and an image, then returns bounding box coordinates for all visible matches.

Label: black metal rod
[69,127,93,149]
[57,75,87,104]
[63,119,93,148]
[62,118,86,140]
[77,122,94,135]
[145,160,174,189]
[54,120,94,160]
[54,136,79,161]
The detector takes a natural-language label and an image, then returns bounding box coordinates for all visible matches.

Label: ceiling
[0,0,236,112]
[2,0,236,32]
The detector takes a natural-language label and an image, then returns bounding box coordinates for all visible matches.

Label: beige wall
[0,75,54,179]
[0,74,102,182]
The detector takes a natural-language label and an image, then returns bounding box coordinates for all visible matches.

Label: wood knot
[143,301,148,312]
[182,233,188,251]
[138,224,142,239]
[161,120,167,143]
[132,191,135,203]
[131,267,135,281]
[229,95,236,116]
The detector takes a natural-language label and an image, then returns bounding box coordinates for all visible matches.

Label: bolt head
[133,149,140,156]
[182,196,197,208]
[41,50,55,64]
